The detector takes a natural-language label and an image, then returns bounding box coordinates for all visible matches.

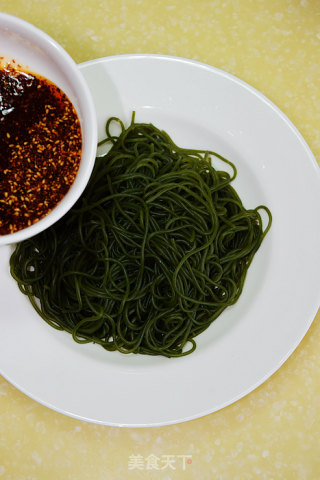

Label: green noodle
[9,114,272,357]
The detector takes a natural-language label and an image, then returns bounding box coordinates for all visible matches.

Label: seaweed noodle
[10,114,271,357]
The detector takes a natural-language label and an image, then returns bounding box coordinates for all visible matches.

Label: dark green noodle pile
[10,115,271,357]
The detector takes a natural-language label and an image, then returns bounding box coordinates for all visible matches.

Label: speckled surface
[0,0,320,478]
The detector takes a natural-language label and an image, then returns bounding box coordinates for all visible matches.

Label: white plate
[1,54,320,427]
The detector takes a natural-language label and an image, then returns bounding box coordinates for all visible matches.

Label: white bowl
[0,13,97,246]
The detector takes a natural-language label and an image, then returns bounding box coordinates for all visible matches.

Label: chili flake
[0,63,82,235]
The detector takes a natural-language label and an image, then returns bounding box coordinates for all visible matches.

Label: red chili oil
[0,62,82,235]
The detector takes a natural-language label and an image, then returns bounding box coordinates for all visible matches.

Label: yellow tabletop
[1,0,320,478]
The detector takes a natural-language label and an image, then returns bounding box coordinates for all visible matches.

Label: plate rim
[79,53,320,177]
